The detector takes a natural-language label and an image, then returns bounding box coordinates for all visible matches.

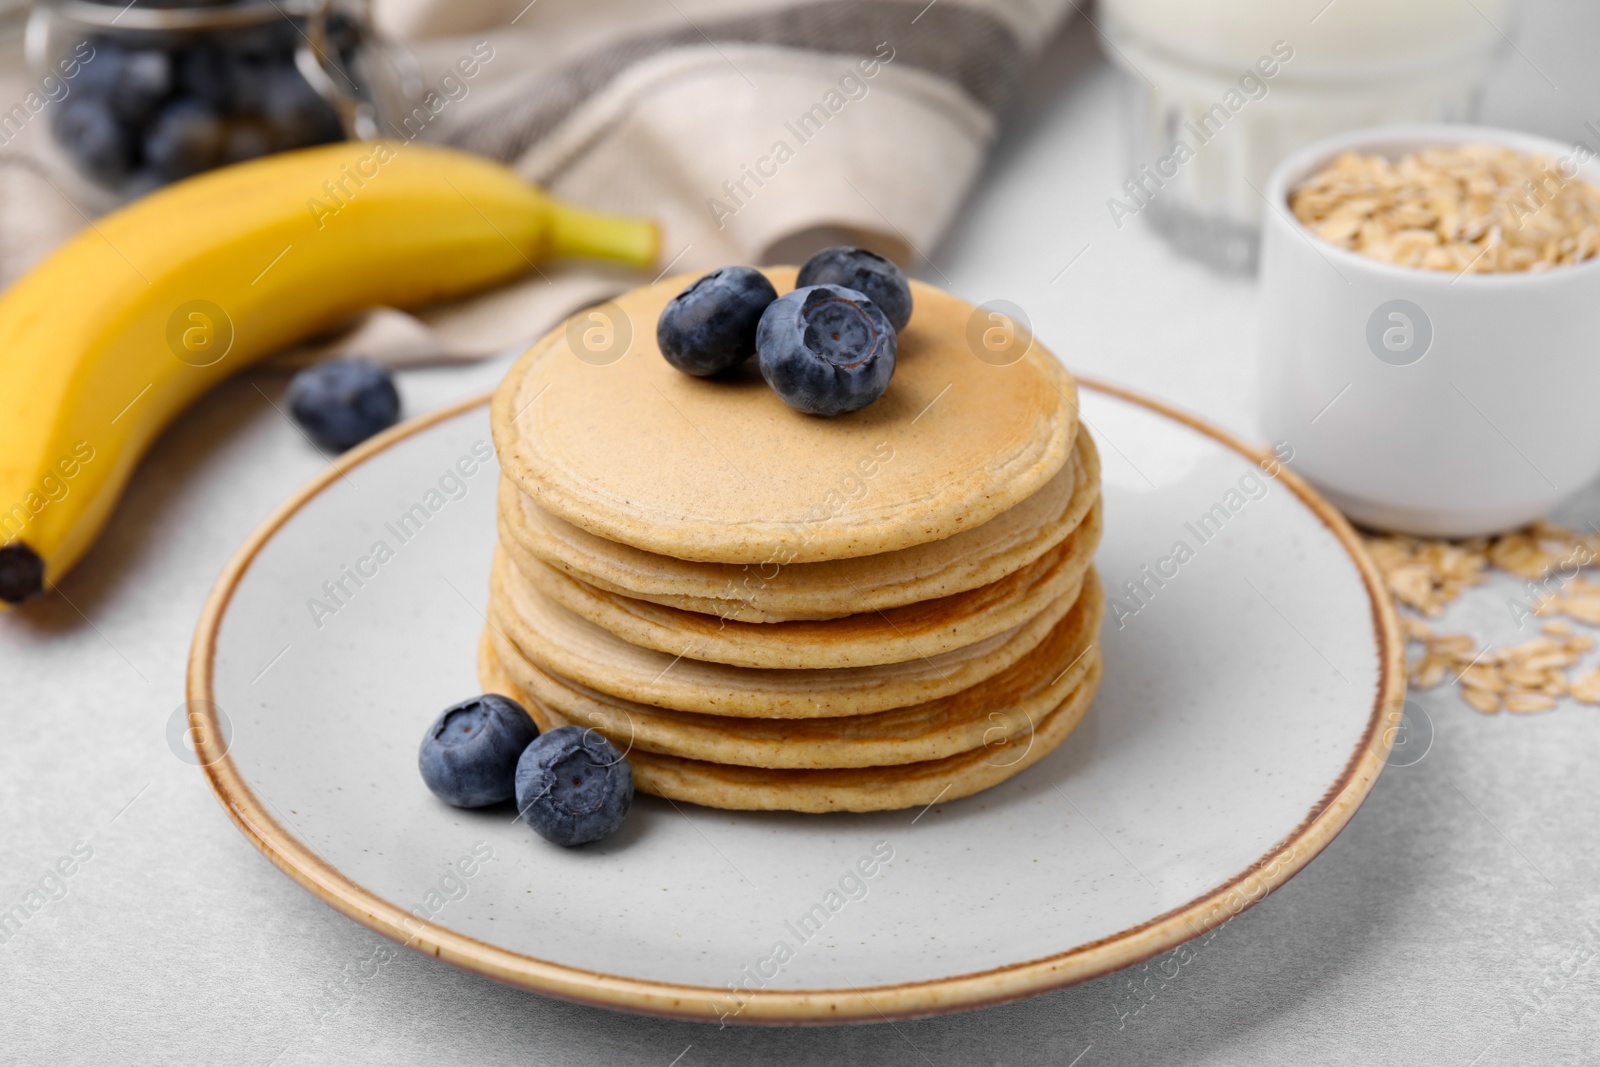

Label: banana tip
[0,543,44,604]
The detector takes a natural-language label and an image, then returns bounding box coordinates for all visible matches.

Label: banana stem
[540,199,660,270]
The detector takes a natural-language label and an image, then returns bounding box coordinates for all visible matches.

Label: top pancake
[492,268,1079,564]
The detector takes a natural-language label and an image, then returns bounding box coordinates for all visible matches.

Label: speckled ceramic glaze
[188,380,1403,1023]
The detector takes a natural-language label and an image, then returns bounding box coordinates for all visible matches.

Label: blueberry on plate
[418,694,539,808]
[286,357,401,451]
[515,726,633,846]
[795,246,913,332]
[657,266,778,376]
[756,284,896,416]
[51,98,136,185]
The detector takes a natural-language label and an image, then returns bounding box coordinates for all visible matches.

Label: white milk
[1099,0,1515,271]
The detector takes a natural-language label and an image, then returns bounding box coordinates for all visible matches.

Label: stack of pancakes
[478,270,1104,813]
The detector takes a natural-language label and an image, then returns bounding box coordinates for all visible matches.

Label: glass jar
[25,0,419,196]
[1100,0,1516,273]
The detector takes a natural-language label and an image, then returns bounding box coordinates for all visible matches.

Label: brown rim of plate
[185,378,1405,1026]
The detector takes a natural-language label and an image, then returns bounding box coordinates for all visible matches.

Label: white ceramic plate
[187,379,1403,1023]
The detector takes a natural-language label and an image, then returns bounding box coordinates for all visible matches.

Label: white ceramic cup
[1259,123,1600,537]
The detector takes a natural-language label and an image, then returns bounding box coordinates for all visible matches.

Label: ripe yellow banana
[0,140,658,605]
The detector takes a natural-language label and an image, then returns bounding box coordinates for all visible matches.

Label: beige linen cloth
[0,0,1073,366]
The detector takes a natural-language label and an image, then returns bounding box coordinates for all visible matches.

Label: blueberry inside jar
[26,0,407,195]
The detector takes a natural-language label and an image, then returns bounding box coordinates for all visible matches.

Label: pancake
[499,428,1102,623]
[505,498,1102,670]
[479,633,1104,813]
[483,568,1104,769]
[486,546,1080,718]
[491,268,1079,564]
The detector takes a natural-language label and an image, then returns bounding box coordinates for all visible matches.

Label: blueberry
[71,39,125,98]
[795,246,913,332]
[224,51,274,113]
[419,694,538,808]
[286,357,400,451]
[109,50,172,124]
[515,726,633,846]
[144,98,224,180]
[51,98,136,185]
[657,266,778,376]
[756,284,896,416]
[174,45,233,107]
[261,64,344,149]
[220,118,274,164]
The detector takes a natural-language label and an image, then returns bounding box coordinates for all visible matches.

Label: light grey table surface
[6,6,1600,1065]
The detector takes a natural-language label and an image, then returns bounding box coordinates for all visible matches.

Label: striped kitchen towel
[303,0,1077,363]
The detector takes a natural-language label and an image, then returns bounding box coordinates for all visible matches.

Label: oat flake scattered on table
[1365,523,1600,714]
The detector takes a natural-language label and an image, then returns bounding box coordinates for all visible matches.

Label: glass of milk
[1099,0,1516,272]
